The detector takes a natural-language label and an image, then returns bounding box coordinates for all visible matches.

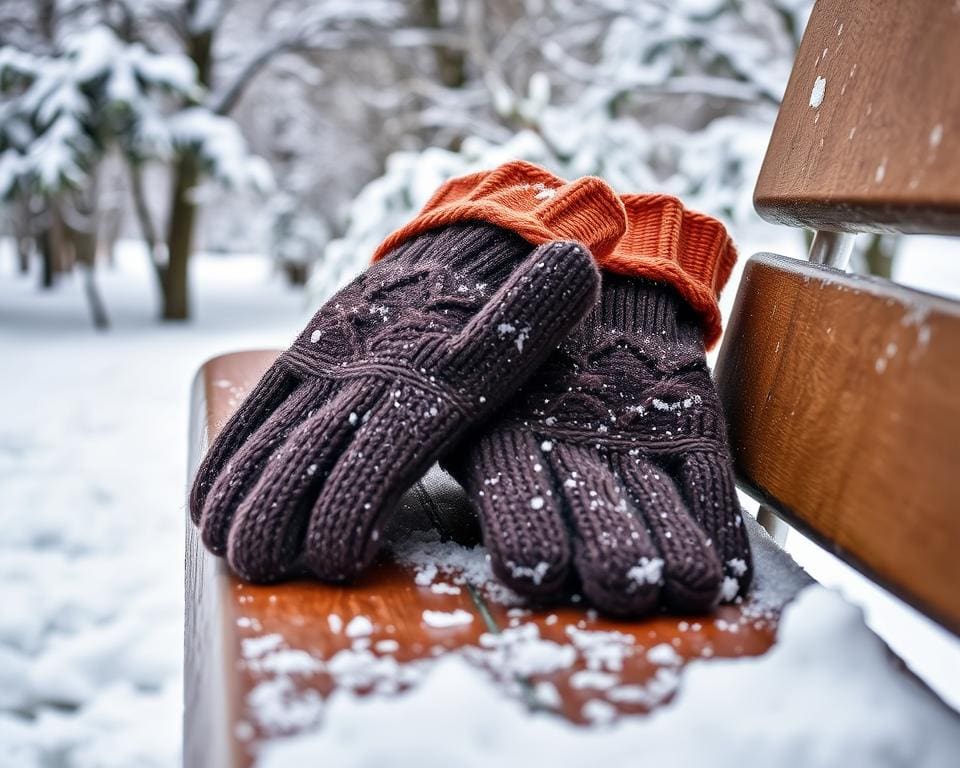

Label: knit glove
[448,193,751,616]
[190,163,627,583]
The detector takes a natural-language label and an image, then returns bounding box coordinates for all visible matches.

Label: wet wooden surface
[185,351,791,768]
[754,0,960,234]
[716,253,960,635]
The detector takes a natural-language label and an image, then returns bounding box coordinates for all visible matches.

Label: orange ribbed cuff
[607,194,737,350]
[371,160,627,264]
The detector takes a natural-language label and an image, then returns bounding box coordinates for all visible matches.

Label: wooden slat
[754,0,960,234]
[715,254,960,633]
[185,351,808,767]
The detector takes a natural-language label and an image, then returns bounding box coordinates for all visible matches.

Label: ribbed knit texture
[189,222,602,583]
[372,161,627,264]
[606,194,736,349]
[449,275,752,617]
[402,164,736,349]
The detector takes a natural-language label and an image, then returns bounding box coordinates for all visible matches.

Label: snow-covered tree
[0,22,271,321]
[309,0,813,300]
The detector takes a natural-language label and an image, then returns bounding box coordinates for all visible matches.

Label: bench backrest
[716,0,960,634]
[754,0,960,235]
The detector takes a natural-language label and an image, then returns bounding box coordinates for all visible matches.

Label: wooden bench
[725,0,960,635]
[186,350,807,767]
[184,1,959,764]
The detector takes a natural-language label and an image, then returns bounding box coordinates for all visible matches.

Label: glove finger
[302,380,467,581]
[548,442,662,616]
[458,428,572,597]
[190,362,300,524]
[443,240,599,392]
[224,378,383,582]
[199,377,337,556]
[675,450,753,601]
[613,453,724,613]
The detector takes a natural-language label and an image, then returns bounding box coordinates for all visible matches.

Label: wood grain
[715,254,960,634]
[754,0,960,234]
[184,351,800,767]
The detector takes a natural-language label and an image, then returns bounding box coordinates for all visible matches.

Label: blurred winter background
[1,1,957,765]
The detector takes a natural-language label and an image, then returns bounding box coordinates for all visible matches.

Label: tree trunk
[67,183,110,330]
[423,0,466,89]
[161,25,213,321]
[15,205,32,274]
[128,160,169,309]
[38,205,69,289]
[73,227,110,330]
[39,228,55,289]
[163,153,198,320]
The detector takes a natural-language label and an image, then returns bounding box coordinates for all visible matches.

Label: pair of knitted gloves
[190,162,752,617]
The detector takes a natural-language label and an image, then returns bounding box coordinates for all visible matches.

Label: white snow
[430,582,462,595]
[0,241,305,767]
[345,616,374,639]
[809,76,827,108]
[391,528,525,606]
[422,610,474,629]
[627,557,664,586]
[720,576,740,601]
[727,558,748,577]
[473,624,577,677]
[507,560,551,586]
[875,158,887,183]
[257,587,960,767]
[570,670,619,690]
[929,124,944,148]
[646,644,681,667]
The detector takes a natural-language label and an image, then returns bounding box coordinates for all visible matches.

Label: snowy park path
[0,245,304,768]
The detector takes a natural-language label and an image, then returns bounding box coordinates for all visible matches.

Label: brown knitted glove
[448,197,751,617]
[191,164,627,583]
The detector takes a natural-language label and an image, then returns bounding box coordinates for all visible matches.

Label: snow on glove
[448,192,751,617]
[189,161,627,583]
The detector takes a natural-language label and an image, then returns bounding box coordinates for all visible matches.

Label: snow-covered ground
[0,243,305,767]
[0,233,957,767]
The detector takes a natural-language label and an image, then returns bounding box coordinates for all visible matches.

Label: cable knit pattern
[449,275,752,617]
[189,223,602,583]
[405,164,736,349]
[372,160,627,264]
